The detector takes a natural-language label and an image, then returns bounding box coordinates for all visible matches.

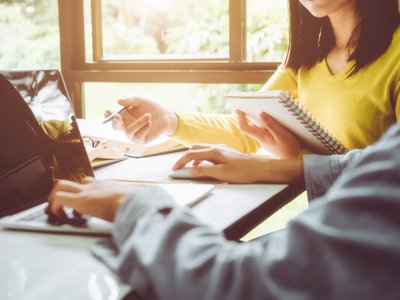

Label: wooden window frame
[58,0,279,117]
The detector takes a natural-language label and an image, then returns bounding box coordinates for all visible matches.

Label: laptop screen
[0,70,93,216]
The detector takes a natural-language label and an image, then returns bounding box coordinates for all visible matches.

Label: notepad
[227,90,348,155]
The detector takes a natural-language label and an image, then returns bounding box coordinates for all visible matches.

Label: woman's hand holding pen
[104,96,179,144]
[236,110,302,159]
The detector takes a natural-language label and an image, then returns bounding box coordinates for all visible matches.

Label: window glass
[84,82,262,118]
[84,0,94,62]
[0,0,60,69]
[100,0,229,59]
[246,0,288,62]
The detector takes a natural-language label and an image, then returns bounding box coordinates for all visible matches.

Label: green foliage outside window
[101,0,229,56]
[0,0,60,69]
[0,0,288,114]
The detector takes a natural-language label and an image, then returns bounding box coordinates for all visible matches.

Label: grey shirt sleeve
[303,149,360,200]
[111,186,176,248]
[93,125,400,300]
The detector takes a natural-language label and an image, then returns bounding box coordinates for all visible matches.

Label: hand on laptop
[47,177,136,222]
[173,144,304,184]
[104,96,178,144]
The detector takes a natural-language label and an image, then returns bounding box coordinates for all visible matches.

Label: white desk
[0,147,302,299]
[0,230,127,299]
[95,151,302,239]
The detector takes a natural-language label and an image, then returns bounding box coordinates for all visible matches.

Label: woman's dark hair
[284,0,400,75]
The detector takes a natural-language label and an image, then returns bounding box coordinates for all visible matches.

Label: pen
[102,106,127,124]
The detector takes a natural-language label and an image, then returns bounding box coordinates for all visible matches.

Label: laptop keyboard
[21,209,48,222]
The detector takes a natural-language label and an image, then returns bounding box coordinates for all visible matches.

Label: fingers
[258,112,285,140]
[54,180,83,193]
[46,187,68,219]
[108,97,142,130]
[191,159,204,167]
[258,112,302,158]
[111,107,137,129]
[188,164,224,180]
[117,96,143,108]
[124,113,152,143]
[111,114,124,130]
[82,177,95,184]
[173,147,224,170]
[52,191,83,210]
[258,112,299,143]
[189,143,214,150]
[48,180,83,218]
[48,179,133,222]
[104,110,112,118]
[236,110,273,141]
[236,109,251,130]
[117,97,132,107]
[104,105,129,124]
[127,122,152,144]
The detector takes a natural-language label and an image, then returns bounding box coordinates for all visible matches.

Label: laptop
[0,70,214,235]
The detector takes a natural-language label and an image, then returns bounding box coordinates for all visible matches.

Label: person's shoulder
[390,26,400,45]
[377,26,400,69]
[388,26,400,69]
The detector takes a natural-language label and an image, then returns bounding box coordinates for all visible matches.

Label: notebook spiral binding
[280,93,348,154]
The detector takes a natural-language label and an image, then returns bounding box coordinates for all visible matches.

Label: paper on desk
[77,119,187,158]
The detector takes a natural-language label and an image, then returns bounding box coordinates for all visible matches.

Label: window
[58,0,288,117]
[99,0,230,59]
[0,0,60,69]
[246,0,288,62]
[1,1,288,117]
[0,0,303,236]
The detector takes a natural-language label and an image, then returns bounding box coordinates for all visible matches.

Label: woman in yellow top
[107,0,400,159]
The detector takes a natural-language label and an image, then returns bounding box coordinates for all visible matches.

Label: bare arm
[173,144,304,184]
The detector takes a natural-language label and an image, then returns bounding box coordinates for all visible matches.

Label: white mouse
[168,167,215,180]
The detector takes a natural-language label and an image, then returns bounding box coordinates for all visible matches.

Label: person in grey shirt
[49,123,400,300]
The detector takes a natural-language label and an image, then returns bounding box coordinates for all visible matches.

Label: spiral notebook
[227,90,348,155]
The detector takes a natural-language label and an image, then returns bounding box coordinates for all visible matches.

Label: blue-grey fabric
[92,124,400,300]
[304,148,362,200]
